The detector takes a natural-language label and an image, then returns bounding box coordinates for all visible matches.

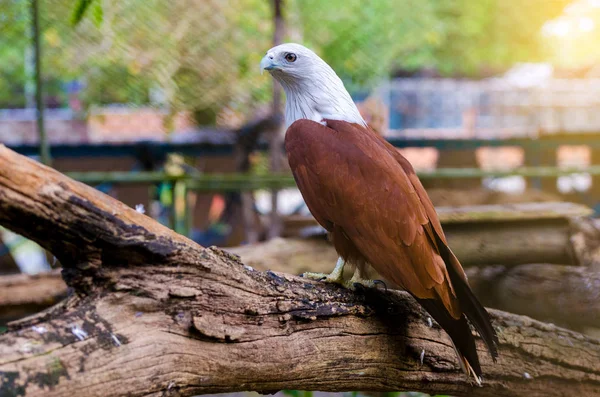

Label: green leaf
[91,1,104,27]
[70,0,96,26]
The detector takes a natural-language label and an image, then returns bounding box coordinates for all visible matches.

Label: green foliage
[295,0,570,82]
[294,0,443,88]
[70,0,95,26]
[0,0,90,107]
[431,0,570,75]
[71,0,103,27]
[80,61,151,106]
[0,0,30,107]
[282,391,313,397]
[53,0,273,118]
[0,0,573,121]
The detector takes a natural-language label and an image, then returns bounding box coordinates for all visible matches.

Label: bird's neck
[279,77,366,128]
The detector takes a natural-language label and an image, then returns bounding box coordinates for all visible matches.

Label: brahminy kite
[261,43,498,382]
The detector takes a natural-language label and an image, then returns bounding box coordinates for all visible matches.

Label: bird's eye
[285,53,297,62]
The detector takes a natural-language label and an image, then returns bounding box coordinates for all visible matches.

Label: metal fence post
[31,0,51,166]
[173,180,188,236]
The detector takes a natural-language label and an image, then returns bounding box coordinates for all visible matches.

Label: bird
[260,43,498,383]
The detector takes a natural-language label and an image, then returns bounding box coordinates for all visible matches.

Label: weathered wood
[286,202,592,229]
[8,203,591,324]
[467,264,600,330]
[14,232,595,329]
[434,202,592,224]
[571,217,600,270]
[232,238,600,331]
[444,220,573,267]
[0,270,67,324]
[290,219,575,267]
[0,145,599,397]
[229,237,340,276]
[285,202,592,267]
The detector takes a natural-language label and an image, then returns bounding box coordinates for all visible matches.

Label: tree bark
[13,239,600,331]
[570,216,600,271]
[0,145,599,397]
[467,264,600,330]
[231,238,600,332]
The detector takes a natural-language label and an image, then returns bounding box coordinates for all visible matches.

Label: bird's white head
[261,43,366,128]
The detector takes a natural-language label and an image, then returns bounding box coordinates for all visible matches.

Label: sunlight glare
[542,18,571,37]
[578,16,596,32]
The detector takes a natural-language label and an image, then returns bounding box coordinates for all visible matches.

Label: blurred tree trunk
[267,0,285,239]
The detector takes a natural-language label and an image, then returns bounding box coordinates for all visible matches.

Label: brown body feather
[285,119,498,378]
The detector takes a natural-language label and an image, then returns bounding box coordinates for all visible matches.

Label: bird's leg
[301,257,346,284]
[345,265,377,289]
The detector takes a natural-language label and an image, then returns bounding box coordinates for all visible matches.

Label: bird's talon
[373,279,388,291]
[301,271,344,285]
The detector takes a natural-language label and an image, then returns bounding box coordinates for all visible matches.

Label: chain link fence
[1,0,579,141]
[43,0,275,130]
[1,0,593,269]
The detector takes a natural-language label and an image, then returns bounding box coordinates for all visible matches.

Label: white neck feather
[274,64,366,129]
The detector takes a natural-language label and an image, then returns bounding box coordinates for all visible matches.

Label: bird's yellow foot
[302,271,345,284]
[302,258,386,290]
[344,269,386,290]
[301,257,345,285]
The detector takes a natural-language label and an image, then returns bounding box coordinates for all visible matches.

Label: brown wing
[372,132,469,284]
[368,128,498,358]
[285,118,460,317]
[286,119,499,377]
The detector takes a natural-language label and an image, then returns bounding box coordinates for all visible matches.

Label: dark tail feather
[418,235,499,381]
[415,297,484,380]
[445,251,499,362]
[431,227,499,364]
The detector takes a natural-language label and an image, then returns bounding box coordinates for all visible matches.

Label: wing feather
[286,118,500,375]
[285,119,456,311]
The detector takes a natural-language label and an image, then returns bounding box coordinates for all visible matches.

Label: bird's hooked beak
[260,54,279,74]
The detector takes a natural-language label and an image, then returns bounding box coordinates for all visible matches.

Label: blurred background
[2,0,600,394]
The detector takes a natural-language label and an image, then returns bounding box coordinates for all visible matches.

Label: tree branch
[0,145,599,397]
[232,238,600,331]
